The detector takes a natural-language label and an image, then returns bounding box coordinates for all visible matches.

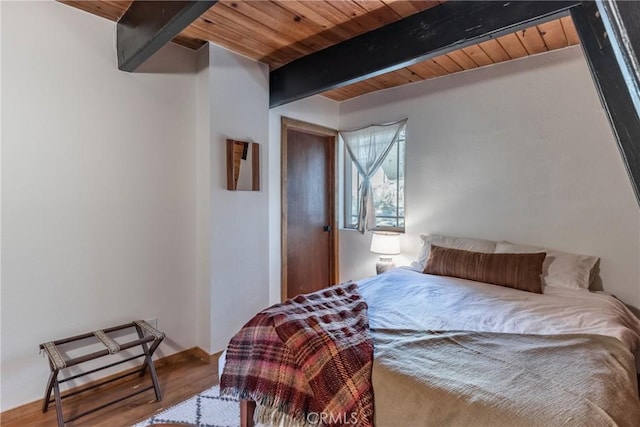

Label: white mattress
[359,267,640,354]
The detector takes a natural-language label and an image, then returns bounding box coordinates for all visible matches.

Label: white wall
[1,1,199,410]
[268,97,340,305]
[195,47,213,353]
[196,41,339,353]
[339,46,640,311]
[0,3,338,410]
[205,44,271,352]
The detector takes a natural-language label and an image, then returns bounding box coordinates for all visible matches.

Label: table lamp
[370,232,401,274]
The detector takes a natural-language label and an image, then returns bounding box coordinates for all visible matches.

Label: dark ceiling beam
[595,0,640,119]
[269,1,580,108]
[572,1,640,206]
[117,1,217,72]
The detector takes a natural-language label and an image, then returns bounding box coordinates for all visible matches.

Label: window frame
[343,132,406,232]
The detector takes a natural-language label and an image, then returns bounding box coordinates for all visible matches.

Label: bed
[357,267,640,426]
[220,236,640,426]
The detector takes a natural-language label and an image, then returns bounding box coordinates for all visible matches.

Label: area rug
[133,385,241,427]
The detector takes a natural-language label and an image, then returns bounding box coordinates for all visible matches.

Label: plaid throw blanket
[220,283,374,427]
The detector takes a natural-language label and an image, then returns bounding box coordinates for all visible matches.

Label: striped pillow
[424,245,546,293]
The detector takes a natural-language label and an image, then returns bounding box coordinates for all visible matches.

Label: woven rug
[133,385,243,427]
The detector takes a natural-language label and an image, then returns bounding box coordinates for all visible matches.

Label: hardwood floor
[1,354,218,427]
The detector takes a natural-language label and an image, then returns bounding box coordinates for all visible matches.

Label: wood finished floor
[2,355,218,427]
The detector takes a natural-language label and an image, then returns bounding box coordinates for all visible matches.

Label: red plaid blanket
[220,283,374,426]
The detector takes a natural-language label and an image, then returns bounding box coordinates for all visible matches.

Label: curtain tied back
[340,119,407,234]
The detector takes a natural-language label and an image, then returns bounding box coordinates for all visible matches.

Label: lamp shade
[370,232,401,255]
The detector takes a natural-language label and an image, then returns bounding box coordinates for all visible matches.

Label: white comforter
[220,268,640,426]
[358,267,640,354]
[220,268,640,375]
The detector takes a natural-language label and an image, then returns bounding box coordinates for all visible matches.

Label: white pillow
[411,234,498,270]
[494,242,598,290]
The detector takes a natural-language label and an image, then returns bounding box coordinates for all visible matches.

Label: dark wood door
[285,128,334,298]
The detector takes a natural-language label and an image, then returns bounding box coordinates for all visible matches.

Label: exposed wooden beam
[117,1,217,72]
[572,1,640,205]
[269,1,580,107]
[596,0,640,120]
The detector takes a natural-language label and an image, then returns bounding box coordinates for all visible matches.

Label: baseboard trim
[0,346,218,424]
[211,349,223,367]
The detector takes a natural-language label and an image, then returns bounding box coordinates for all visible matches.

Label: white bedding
[219,267,640,377]
[359,267,640,354]
[219,268,640,426]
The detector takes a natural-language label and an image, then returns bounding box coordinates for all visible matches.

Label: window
[344,129,405,231]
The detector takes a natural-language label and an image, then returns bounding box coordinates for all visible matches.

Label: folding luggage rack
[39,320,165,426]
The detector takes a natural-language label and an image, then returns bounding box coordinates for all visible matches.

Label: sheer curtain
[340,119,407,234]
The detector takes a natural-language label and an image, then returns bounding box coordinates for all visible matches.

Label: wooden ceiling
[60,1,580,101]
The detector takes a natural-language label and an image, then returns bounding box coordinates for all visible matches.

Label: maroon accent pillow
[424,245,546,293]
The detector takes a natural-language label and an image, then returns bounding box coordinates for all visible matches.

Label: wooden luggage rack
[39,320,165,427]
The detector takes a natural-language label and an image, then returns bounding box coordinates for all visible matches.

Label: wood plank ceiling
[60,1,580,102]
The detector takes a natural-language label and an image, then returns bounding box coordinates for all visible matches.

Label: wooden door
[282,118,338,300]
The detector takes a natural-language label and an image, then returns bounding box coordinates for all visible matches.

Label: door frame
[281,117,339,302]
